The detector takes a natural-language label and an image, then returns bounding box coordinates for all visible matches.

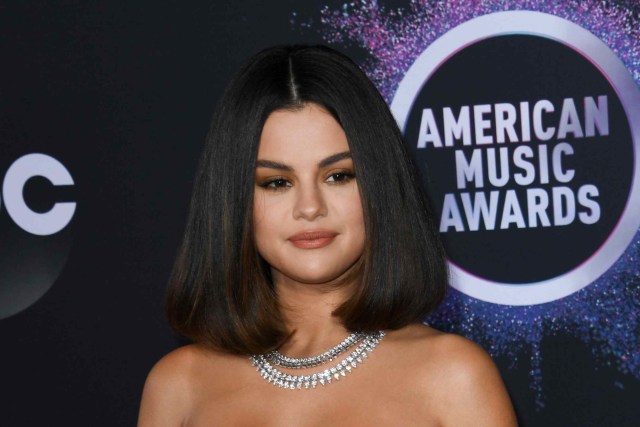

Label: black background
[1,2,639,426]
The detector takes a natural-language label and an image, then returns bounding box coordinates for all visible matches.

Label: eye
[260,178,291,190]
[326,171,355,184]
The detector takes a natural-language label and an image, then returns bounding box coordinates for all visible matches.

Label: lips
[288,230,338,249]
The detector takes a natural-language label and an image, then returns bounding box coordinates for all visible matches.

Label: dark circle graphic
[404,35,633,284]
[0,148,75,320]
[392,12,640,304]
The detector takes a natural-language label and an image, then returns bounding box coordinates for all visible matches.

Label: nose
[292,182,327,221]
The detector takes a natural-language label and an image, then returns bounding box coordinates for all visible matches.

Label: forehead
[257,104,349,162]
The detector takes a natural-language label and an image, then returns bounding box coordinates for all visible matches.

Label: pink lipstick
[288,230,338,249]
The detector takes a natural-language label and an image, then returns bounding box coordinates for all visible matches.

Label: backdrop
[1,1,639,426]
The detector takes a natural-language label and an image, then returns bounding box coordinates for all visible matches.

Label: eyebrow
[255,151,352,171]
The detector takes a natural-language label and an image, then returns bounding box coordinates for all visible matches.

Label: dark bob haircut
[166,45,448,355]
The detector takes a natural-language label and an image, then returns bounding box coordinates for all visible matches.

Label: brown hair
[166,45,448,355]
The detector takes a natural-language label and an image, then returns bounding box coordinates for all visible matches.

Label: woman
[139,45,517,426]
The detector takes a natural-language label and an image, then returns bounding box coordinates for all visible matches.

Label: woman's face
[253,103,365,286]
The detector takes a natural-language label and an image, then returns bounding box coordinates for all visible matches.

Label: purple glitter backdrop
[295,0,640,407]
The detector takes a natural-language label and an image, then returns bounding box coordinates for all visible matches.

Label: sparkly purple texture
[304,0,640,104]
[297,0,640,407]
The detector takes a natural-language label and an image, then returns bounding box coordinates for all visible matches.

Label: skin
[138,104,518,426]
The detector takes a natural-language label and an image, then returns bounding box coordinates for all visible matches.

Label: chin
[268,250,363,286]
[281,259,360,286]
[289,269,347,285]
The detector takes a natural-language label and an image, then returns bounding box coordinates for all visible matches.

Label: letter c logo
[2,153,76,236]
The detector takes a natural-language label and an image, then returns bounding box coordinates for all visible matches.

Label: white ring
[391,11,640,305]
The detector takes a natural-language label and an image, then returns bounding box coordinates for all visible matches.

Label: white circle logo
[392,11,640,305]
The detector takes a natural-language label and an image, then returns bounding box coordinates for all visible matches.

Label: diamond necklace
[267,332,365,369]
[250,331,385,390]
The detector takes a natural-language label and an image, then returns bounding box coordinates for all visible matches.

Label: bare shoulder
[386,324,518,426]
[137,343,222,427]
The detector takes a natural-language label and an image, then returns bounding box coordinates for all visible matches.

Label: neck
[274,272,355,358]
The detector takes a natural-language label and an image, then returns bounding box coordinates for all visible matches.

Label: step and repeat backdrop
[1,1,638,425]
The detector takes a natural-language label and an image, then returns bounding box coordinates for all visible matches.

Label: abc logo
[0,153,76,319]
[2,153,76,235]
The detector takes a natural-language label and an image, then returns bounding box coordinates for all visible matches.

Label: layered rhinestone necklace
[250,331,385,390]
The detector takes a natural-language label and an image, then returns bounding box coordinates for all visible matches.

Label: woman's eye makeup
[255,167,355,190]
[326,170,355,184]
[258,177,291,190]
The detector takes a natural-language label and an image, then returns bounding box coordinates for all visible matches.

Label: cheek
[253,194,284,227]
[252,193,286,259]
[342,190,366,245]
